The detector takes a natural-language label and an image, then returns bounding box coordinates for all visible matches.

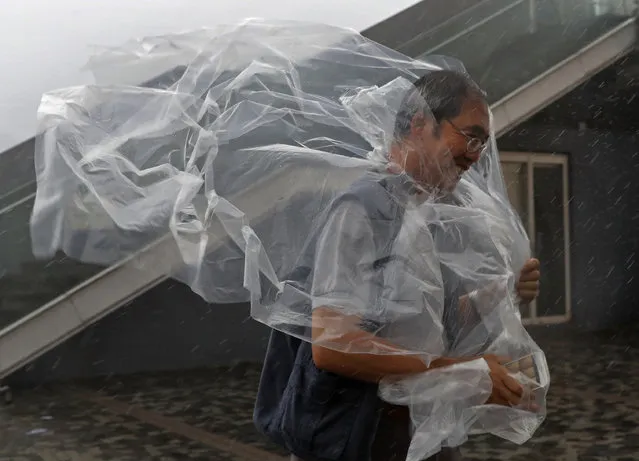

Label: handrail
[423,0,528,55]
[0,191,35,216]
[413,0,639,58]
[395,0,514,53]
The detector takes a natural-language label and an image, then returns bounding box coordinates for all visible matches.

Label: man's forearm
[458,293,472,317]
[311,308,470,382]
[312,345,464,383]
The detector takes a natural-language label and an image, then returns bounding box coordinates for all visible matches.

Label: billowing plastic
[30,19,549,460]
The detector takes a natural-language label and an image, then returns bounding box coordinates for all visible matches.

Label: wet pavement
[2,326,639,461]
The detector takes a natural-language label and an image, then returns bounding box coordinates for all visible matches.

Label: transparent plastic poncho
[30,19,549,461]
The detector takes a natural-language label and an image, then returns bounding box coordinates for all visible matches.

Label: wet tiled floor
[2,327,639,461]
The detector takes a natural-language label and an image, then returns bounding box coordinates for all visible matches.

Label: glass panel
[416,0,635,103]
[0,139,37,210]
[532,163,568,317]
[0,197,104,331]
[520,300,533,320]
[501,160,533,319]
[501,161,530,233]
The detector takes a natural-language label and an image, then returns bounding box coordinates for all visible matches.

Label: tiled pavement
[2,327,639,461]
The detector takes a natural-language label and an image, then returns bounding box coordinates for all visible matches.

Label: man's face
[402,98,490,191]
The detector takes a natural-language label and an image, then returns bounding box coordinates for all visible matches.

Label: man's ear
[409,113,426,136]
[410,112,436,138]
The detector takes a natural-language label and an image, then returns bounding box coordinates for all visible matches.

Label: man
[254,70,541,461]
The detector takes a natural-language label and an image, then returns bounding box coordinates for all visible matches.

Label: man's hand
[516,258,540,304]
[482,354,524,406]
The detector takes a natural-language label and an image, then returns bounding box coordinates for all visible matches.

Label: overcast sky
[0,0,419,153]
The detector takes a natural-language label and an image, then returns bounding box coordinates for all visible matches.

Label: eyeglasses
[447,120,488,153]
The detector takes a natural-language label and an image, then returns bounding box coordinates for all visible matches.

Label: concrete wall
[500,126,639,331]
[8,281,267,386]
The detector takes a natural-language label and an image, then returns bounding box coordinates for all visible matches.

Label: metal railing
[591,0,637,15]
[421,0,638,57]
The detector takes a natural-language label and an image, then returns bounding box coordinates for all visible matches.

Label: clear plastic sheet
[30,19,549,460]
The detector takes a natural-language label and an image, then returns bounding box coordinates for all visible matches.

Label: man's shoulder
[334,171,408,221]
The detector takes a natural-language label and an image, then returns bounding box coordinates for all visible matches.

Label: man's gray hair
[393,69,487,141]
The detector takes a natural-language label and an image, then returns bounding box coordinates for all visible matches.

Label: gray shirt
[310,197,448,355]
